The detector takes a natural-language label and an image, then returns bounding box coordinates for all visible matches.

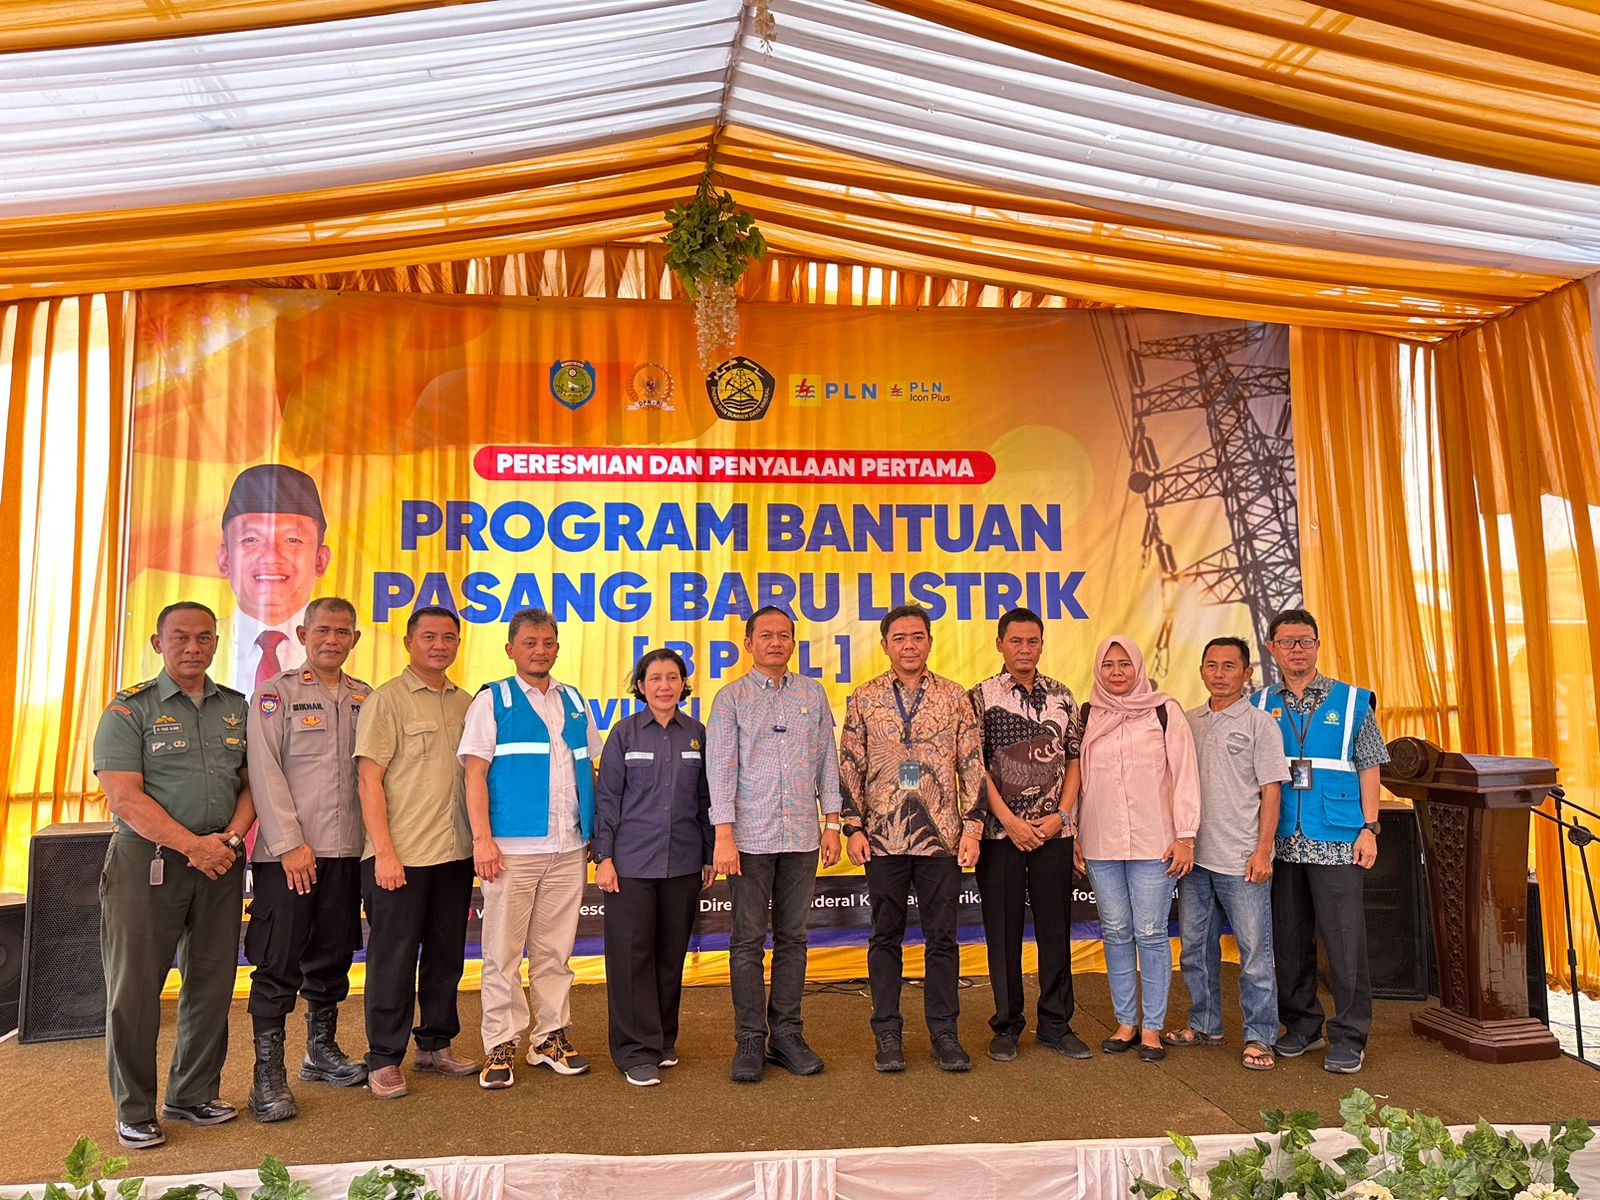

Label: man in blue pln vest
[1252,607,1389,1075]
[460,606,603,1089]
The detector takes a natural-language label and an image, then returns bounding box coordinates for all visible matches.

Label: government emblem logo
[259,693,280,716]
[626,362,676,411]
[706,356,775,422]
[549,360,597,410]
[301,715,323,727]
[223,714,242,729]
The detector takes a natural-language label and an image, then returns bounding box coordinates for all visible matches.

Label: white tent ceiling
[3,0,1599,324]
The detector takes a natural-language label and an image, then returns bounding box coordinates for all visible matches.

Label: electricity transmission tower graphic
[1094,315,1302,679]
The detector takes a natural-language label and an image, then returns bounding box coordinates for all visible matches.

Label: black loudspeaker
[1364,801,1434,1000]
[20,822,113,1043]
[0,893,24,1034]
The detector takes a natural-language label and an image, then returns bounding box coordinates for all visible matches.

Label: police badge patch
[705,356,775,422]
[550,360,597,410]
[259,693,280,716]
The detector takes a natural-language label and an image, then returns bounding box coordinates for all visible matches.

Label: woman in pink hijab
[1064,635,1201,1063]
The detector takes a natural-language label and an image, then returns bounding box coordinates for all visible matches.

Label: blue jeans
[1177,867,1278,1046]
[1087,859,1174,1030]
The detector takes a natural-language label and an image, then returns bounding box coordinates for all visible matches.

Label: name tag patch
[624,752,655,762]
[681,750,702,761]
[152,721,182,735]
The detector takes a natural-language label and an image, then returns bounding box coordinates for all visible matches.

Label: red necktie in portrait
[256,629,288,688]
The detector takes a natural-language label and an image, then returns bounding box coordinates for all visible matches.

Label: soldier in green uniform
[93,601,256,1150]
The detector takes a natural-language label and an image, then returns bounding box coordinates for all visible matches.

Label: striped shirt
[706,669,842,854]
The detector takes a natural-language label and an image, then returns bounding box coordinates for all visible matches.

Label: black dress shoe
[730,1035,766,1083]
[932,1033,972,1072]
[116,1120,165,1150]
[1137,1042,1167,1063]
[1041,1029,1094,1060]
[873,1031,907,1073]
[1101,1032,1140,1054]
[160,1100,238,1126]
[767,1032,824,1076]
[987,1033,1019,1062]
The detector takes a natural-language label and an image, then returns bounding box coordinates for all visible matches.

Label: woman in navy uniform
[593,649,714,1087]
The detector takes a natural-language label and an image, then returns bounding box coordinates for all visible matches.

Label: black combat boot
[249,1028,299,1123]
[301,1006,368,1086]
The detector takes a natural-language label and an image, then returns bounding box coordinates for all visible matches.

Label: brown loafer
[414,1046,479,1076]
[367,1065,408,1100]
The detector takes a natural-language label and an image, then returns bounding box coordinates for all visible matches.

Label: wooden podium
[1381,737,1561,1062]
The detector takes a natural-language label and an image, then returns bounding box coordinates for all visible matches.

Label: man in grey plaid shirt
[708,606,843,1083]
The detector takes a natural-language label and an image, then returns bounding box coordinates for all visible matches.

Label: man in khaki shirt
[244,597,373,1122]
[354,605,476,1098]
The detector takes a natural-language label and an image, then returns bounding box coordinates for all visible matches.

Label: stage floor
[2,969,1595,1185]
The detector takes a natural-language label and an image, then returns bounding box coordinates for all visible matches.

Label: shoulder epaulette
[346,675,375,694]
[216,682,245,697]
[115,679,156,700]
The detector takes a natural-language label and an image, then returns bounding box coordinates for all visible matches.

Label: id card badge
[1290,758,1315,790]
[898,760,923,790]
[149,850,165,886]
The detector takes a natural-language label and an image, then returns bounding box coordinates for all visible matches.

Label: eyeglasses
[1272,637,1319,649]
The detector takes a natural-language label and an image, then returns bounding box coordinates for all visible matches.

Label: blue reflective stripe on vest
[1251,681,1372,843]
[485,678,596,840]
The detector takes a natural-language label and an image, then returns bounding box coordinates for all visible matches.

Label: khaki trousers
[478,846,588,1050]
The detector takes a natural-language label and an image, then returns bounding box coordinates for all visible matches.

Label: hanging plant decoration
[662,171,768,374]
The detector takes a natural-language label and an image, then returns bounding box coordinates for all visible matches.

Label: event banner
[126,289,1293,979]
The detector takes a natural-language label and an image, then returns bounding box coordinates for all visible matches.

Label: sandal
[1162,1028,1224,1047]
[1242,1041,1276,1071]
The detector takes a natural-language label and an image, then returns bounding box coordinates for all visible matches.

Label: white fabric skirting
[60,1128,1600,1200]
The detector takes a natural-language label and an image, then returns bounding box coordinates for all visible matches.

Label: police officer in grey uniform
[93,602,255,1150]
[244,597,372,1121]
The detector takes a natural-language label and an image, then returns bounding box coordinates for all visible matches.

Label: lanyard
[1285,703,1313,756]
[892,677,927,746]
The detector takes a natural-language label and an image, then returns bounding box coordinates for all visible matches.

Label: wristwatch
[1362,821,1381,837]
[222,832,245,853]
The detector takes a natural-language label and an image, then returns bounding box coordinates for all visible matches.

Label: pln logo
[788,374,821,407]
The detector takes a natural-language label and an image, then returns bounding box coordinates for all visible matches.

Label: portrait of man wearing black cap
[217,465,332,695]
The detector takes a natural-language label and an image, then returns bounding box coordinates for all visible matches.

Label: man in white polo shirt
[459,607,603,1089]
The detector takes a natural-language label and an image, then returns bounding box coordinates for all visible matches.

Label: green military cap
[222,464,326,536]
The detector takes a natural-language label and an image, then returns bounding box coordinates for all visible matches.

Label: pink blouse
[1077,700,1201,862]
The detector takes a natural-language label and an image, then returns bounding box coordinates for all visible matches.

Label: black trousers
[602,873,700,1072]
[245,857,363,1024]
[728,851,817,1041]
[360,856,474,1070]
[864,853,961,1040]
[974,835,1077,1040]
[1273,859,1372,1051]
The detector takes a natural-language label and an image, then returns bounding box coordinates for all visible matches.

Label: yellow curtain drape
[1294,290,1600,994]
[244,245,1111,310]
[0,295,133,893]
[883,1,1600,185]
[2,124,1574,337]
[1425,281,1600,995]
[1290,327,1449,746]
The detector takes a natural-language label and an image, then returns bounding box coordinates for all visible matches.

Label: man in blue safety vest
[460,606,602,1090]
[1252,607,1389,1075]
